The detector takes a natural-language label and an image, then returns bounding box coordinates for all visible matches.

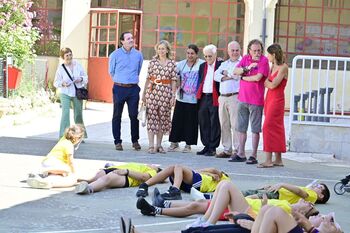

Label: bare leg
[238,132,247,158]
[172,165,193,189]
[85,170,107,183]
[156,132,163,148]
[251,205,273,233]
[251,133,259,158]
[144,165,175,186]
[88,172,126,192]
[148,131,155,149]
[46,174,77,188]
[273,153,283,166]
[205,181,250,224]
[259,152,273,167]
[162,201,208,217]
[257,206,298,233]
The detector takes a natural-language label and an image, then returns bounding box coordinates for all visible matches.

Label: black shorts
[181,224,250,233]
[169,170,202,193]
[103,168,129,188]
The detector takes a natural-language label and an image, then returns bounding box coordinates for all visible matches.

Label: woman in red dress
[258,44,288,168]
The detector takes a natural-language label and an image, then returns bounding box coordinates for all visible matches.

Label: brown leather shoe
[215,151,231,158]
[115,143,123,151]
[132,142,141,151]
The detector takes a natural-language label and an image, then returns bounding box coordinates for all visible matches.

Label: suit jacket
[196,60,223,106]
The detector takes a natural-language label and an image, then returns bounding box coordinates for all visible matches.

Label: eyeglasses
[231,49,240,52]
[204,55,213,58]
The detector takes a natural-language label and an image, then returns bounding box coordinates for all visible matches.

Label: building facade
[32,0,350,102]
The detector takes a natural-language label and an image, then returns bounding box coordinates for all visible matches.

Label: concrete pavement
[0,102,349,233]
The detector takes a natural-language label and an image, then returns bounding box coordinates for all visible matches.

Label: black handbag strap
[62,64,78,90]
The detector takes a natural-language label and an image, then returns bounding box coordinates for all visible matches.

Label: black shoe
[161,186,182,200]
[132,141,141,151]
[136,183,149,197]
[136,198,156,216]
[341,178,350,185]
[204,151,216,156]
[152,187,165,208]
[196,147,208,155]
[246,156,258,164]
[228,155,247,162]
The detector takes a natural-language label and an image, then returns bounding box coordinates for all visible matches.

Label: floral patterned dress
[145,58,177,134]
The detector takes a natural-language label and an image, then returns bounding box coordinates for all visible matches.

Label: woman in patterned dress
[142,40,177,154]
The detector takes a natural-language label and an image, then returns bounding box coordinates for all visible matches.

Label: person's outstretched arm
[267,183,309,199]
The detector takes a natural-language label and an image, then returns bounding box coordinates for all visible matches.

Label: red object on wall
[8,66,22,89]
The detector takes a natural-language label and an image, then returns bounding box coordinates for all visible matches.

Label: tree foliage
[0,0,40,68]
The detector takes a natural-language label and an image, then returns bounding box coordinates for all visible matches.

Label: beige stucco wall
[60,0,91,70]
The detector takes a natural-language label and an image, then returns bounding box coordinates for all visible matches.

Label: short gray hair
[203,44,217,55]
[228,41,241,50]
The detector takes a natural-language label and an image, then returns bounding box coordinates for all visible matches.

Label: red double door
[88,10,141,102]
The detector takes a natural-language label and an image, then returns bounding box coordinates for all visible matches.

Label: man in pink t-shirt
[229,39,269,164]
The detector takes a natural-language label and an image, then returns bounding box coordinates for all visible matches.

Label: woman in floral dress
[142,40,177,153]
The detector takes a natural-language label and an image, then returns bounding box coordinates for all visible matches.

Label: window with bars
[31,0,63,56]
[142,0,245,60]
[275,0,350,65]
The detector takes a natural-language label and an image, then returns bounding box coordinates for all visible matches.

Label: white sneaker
[182,145,191,153]
[190,187,206,201]
[186,216,206,229]
[27,177,52,189]
[75,181,93,194]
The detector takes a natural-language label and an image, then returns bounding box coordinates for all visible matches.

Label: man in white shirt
[214,41,242,158]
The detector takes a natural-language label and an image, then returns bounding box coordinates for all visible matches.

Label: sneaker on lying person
[152,187,165,208]
[136,198,157,216]
[27,176,52,189]
[75,181,93,195]
[161,186,182,200]
[136,183,149,197]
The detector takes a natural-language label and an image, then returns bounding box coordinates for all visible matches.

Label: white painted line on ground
[227,172,339,182]
[31,219,194,233]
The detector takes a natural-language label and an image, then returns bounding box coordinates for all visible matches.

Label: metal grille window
[141,0,245,60]
[31,0,63,56]
[275,0,350,65]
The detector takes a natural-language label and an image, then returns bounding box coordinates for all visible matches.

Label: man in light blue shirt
[109,31,143,151]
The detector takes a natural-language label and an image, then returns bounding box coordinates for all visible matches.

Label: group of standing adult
[54,31,288,168]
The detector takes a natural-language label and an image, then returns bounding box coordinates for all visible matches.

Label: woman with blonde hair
[142,40,177,154]
[27,124,85,189]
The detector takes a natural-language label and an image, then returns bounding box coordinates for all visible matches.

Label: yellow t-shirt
[199,173,230,193]
[246,198,291,215]
[278,186,318,204]
[42,137,74,171]
[108,163,157,187]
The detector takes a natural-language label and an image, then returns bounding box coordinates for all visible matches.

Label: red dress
[263,70,287,153]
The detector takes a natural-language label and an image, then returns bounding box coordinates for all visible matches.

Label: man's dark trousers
[112,84,140,145]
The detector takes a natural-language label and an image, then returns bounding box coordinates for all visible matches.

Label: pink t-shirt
[237,55,269,106]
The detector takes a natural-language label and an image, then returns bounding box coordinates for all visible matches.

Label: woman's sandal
[157,146,166,154]
[257,163,274,168]
[148,147,156,154]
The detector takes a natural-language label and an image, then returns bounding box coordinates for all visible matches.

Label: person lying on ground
[136,180,319,228]
[251,205,343,233]
[136,164,230,200]
[119,214,254,233]
[75,162,161,194]
[26,124,85,189]
[242,182,330,204]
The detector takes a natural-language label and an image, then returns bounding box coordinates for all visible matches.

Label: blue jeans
[112,84,140,144]
[59,93,87,138]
